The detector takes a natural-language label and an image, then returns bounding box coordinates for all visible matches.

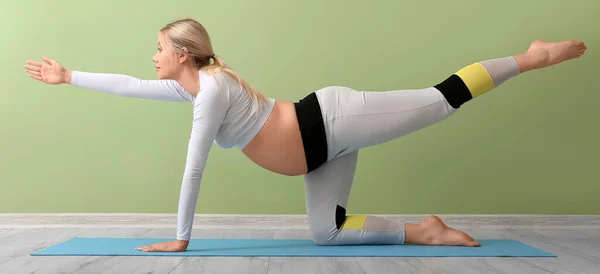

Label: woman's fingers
[42,56,53,65]
[24,64,40,72]
[26,68,41,77]
[26,60,43,67]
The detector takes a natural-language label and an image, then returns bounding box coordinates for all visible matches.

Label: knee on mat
[311,206,346,245]
[311,230,337,246]
[312,237,330,246]
[309,223,342,246]
[307,221,338,245]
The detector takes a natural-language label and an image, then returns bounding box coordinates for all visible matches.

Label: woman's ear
[178,47,189,64]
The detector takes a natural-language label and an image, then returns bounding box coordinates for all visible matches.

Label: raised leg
[316,40,586,160]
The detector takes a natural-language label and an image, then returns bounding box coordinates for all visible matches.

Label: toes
[467,240,481,247]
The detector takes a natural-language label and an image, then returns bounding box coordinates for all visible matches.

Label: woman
[24,18,586,252]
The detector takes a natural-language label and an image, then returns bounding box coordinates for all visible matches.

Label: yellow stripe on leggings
[340,215,367,230]
[455,63,495,97]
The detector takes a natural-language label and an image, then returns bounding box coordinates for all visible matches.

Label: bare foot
[518,40,587,72]
[421,215,481,247]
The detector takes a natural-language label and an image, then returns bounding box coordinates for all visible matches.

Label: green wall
[2,0,598,215]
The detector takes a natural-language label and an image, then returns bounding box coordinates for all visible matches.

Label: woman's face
[151,33,180,79]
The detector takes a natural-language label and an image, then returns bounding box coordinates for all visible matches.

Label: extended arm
[24,57,193,102]
[70,70,194,102]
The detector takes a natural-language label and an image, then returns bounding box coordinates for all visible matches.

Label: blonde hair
[160,18,269,106]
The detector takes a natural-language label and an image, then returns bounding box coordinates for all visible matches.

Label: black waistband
[294,92,328,173]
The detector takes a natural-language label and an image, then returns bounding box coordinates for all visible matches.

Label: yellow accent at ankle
[455,63,495,97]
[340,215,367,230]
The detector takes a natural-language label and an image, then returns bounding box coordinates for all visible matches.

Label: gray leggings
[304,56,520,245]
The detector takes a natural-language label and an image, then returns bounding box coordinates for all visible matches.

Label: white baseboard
[0,214,598,229]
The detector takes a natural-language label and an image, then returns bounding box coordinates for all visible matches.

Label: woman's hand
[24,57,70,84]
[135,240,189,252]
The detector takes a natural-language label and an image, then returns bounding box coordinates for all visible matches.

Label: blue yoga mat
[31,237,556,257]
